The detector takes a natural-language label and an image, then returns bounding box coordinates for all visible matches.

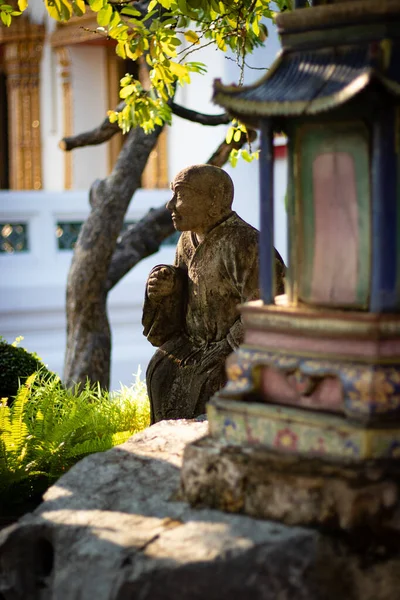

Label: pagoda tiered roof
[213,44,400,117]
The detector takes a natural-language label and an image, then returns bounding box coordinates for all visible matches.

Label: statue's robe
[142,211,285,423]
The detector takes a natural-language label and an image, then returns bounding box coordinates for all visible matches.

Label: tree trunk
[63,125,163,389]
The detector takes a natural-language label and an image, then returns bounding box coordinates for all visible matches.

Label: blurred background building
[0,2,287,389]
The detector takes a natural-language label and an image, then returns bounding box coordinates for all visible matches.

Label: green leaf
[176,0,187,13]
[1,10,11,24]
[121,5,141,15]
[97,3,112,26]
[59,0,71,21]
[186,61,207,74]
[167,36,181,46]
[109,9,120,27]
[89,0,104,11]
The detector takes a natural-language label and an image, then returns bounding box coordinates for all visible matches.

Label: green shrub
[0,370,150,513]
[0,338,55,402]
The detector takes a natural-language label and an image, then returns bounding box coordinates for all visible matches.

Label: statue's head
[166,164,234,235]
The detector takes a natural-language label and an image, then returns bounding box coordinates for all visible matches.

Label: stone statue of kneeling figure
[142,164,285,423]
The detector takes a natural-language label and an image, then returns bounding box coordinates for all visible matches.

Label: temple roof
[213,44,400,118]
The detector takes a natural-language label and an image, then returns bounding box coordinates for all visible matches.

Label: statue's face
[167,181,212,234]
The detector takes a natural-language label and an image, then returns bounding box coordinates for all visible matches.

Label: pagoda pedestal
[180,297,400,530]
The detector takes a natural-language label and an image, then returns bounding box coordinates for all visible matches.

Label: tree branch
[59,102,124,152]
[207,128,257,166]
[171,102,230,126]
[60,101,232,152]
[105,128,258,291]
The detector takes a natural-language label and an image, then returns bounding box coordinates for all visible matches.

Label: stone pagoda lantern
[181,0,400,530]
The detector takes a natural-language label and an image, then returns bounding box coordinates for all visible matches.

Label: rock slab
[1,420,400,600]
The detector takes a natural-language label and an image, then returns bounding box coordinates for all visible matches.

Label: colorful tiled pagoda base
[220,299,400,425]
[181,299,400,526]
[208,398,400,460]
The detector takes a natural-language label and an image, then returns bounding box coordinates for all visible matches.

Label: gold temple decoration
[106,45,123,174]
[56,47,73,189]
[141,129,168,189]
[138,55,168,188]
[3,32,44,190]
[0,17,44,44]
[50,12,100,48]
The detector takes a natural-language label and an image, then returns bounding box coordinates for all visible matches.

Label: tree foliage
[1,0,290,161]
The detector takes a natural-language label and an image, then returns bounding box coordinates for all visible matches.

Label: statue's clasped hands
[147,266,176,299]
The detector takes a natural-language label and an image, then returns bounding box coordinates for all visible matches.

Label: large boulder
[1,419,400,600]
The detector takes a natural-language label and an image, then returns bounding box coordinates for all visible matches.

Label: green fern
[0,371,150,511]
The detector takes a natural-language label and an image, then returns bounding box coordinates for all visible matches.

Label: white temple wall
[69,45,109,189]
[168,44,227,177]
[40,37,65,191]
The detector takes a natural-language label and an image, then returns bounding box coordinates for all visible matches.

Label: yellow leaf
[17,0,28,11]
[89,0,103,9]
[225,126,234,145]
[74,0,86,14]
[45,0,62,21]
[252,18,259,36]
[120,83,136,99]
[184,30,199,44]
[169,61,187,78]
[116,41,126,59]
[126,44,141,61]
[160,40,177,57]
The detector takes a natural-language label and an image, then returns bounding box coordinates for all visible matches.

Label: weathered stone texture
[181,434,400,530]
[1,420,400,600]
